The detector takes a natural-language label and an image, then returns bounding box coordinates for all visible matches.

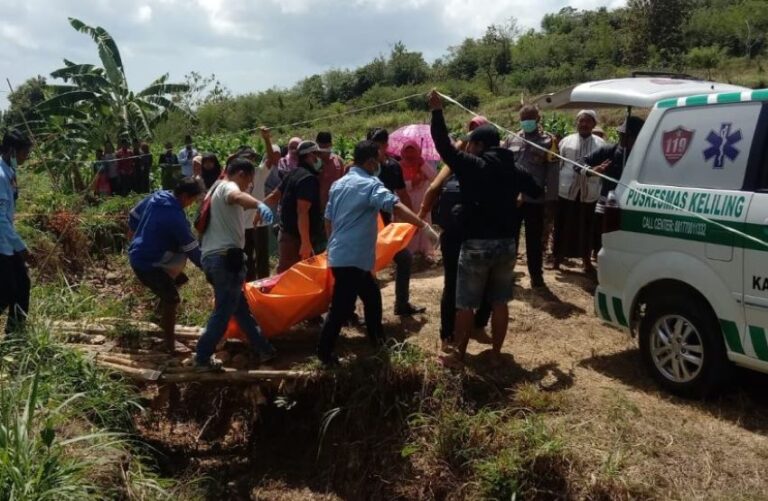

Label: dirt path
[384,261,768,499]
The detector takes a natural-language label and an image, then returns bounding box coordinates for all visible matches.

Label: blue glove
[257,203,274,226]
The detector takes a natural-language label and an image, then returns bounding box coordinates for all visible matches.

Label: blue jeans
[196,254,274,364]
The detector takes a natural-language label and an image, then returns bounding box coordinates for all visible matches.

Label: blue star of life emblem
[703,123,742,169]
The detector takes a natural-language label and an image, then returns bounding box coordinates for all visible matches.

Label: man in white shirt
[553,110,605,274]
[178,135,198,178]
[235,138,278,281]
[194,158,276,371]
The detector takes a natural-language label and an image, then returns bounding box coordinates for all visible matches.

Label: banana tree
[34,18,192,190]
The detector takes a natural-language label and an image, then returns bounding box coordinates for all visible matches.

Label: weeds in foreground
[0,326,200,500]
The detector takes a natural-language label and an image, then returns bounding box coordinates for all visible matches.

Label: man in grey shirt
[504,105,559,289]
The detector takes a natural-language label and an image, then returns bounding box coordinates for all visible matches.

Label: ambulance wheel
[639,295,729,398]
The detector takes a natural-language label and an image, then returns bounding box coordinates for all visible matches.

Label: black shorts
[133,267,180,304]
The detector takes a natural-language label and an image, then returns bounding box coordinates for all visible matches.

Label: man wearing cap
[367,128,426,316]
[178,135,198,178]
[265,139,325,272]
[428,91,541,368]
[584,115,645,252]
[0,129,33,334]
[504,105,560,289]
[316,132,345,212]
[553,110,605,274]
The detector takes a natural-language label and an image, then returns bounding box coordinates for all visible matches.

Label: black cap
[617,116,645,137]
[367,128,389,143]
[468,124,500,148]
[316,131,332,144]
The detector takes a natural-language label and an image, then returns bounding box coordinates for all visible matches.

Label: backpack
[432,174,463,234]
[194,180,222,235]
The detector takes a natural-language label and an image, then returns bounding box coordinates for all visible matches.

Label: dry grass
[399,257,768,500]
[35,240,768,499]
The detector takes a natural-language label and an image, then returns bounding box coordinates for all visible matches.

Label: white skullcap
[577,109,598,123]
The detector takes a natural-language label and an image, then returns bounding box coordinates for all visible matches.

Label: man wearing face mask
[0,129,33,335]
[318,140,438,367]
[265,140,325,272]
[504,105,559,289]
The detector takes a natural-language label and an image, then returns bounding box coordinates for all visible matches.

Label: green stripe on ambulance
[655,88,768,109]
[597,299,768,361]
[597,293,627,327]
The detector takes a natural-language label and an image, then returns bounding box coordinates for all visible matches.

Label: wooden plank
[159,369,312,383]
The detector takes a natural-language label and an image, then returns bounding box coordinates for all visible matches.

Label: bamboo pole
[159,369,311,383]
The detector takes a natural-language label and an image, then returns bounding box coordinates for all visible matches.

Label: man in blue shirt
[129,178,203,352]
[0,129,32,335]
[318,140,437,367]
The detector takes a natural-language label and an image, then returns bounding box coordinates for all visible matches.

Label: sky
[0,0,625,107]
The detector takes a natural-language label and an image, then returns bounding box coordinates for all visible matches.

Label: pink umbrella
[386,124,441,162]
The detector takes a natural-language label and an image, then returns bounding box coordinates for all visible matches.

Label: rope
[437,91,768,251]
[22,92,426,168]
[14,87,768,252]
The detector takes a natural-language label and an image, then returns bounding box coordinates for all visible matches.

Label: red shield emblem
[661,126,694,166]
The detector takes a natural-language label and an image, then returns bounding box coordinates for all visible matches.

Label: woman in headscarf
[199,153,222,190]
[277,137,302,174]
[400,139,437,257]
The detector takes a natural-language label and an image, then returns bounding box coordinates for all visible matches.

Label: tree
[2,76,47,131]
[33,18,191,190]
[353,57,387,97]
[37,18,190,143]
[385,42,429,86]
[686,45,725,78]
[625,0,692,66]
[180,71,231,110]
[477,22,517,92]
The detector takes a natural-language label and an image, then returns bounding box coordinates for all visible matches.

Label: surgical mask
[314,157,323,171]
[373,162,382,177]
[521,120,538,134]
[10,154,17,170]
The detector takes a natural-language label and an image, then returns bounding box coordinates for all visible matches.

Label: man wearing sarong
[553,110,605,274]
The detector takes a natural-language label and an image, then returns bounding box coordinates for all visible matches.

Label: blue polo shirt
[325,166,399,271]
[0,158,25,256]
[128,190,201,271]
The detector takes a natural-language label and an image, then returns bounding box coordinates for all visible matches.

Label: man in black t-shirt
[265,140,325,273]
[368,128,425,316]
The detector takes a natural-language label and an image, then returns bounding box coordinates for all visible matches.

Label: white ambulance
[538,77,768,396]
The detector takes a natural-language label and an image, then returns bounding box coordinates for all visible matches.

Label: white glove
[422,223,440,249]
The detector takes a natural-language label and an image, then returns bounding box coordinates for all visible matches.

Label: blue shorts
[456,238,516,309]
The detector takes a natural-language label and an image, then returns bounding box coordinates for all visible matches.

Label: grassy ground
[17,235,768,499]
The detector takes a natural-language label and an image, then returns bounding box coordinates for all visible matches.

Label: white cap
[577,109,598,123]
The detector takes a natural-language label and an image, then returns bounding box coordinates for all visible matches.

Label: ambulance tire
[639,294,730,398]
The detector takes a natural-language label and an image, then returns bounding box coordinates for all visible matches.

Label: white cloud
[0,23,39,49]
[0,0,628,109]
[136,5,152,23]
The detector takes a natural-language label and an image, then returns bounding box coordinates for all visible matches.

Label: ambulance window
[639,103,760,190]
